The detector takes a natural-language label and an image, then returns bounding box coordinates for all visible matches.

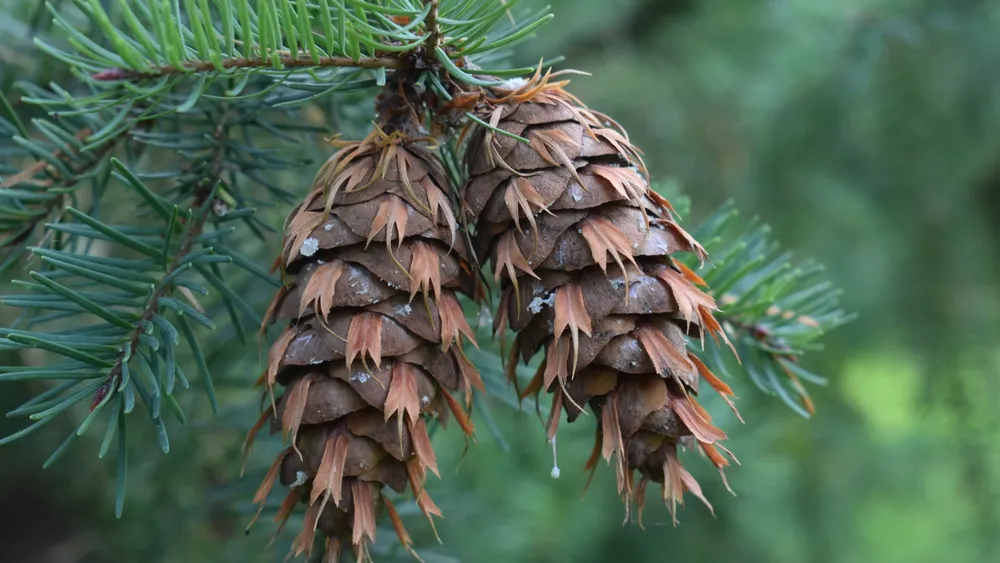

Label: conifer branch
[681,199,852,417]
[424,0,442,59]
[91,54,407,82]
[29,0,553,117]
[0,107,251,489]
[2,125,135,252]
[1,128,92,190]
[100,118,228,400]
[718,293,821,348]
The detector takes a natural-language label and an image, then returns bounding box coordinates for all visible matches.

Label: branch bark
[92,53,406,82]
[424,0,441,59]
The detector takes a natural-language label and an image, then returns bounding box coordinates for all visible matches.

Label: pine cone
[247,128,481,561]
[463,72,740,522]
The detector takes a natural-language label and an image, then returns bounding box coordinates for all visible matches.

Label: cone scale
[462,72,741,522]
[247,127,482,561]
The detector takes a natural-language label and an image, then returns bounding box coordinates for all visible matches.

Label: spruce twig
[2,125,135,251]
[91,54,407,82]
[1,128,92,189]
[97,113,233,398]
[424,0,442,59]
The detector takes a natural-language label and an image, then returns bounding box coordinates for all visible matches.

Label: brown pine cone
[246,128,481,561]
[463,70,741,523]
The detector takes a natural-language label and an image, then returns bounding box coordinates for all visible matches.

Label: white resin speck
[549,436,560,479]
[527,292,555,314]
[300,237,319,256]
[502,77,529,90]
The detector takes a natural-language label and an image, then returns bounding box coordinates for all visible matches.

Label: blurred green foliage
[2,1,999,563]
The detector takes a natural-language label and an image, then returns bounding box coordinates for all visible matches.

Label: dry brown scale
[245,127,482,562]
[462,70,742,523]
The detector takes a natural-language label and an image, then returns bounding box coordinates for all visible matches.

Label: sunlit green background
[3,1,1000,562]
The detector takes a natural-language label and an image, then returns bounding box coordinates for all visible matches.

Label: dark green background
[2,1,999,562]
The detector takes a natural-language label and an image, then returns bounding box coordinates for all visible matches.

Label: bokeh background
[3,1,1000,562]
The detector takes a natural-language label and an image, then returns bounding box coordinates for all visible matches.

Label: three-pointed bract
[249,129,480,561]
[463,69,739,521]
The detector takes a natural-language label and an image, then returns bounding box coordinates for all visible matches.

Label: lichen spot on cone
[462,69,741,523]
[246,128,481,562]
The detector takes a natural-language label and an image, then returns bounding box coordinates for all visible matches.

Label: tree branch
[424,0,442,59]
[716,293,821,413]
[1,128,94,190]
[98,115,231,401]
[91,53,407,82]
[718,294,820,335]
[2,127,134,250]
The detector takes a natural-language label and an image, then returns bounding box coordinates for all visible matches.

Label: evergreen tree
[0,1,850,561]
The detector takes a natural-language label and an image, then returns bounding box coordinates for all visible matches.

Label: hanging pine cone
[462,70,741,522]
[246,127,482,561]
